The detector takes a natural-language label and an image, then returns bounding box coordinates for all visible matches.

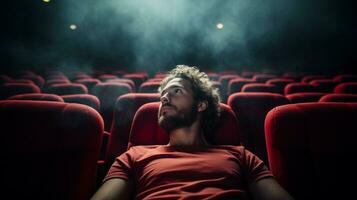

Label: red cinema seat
[107,78,135,92]
[92,82,132,131]
[108,93,160,163]
[62,94,100,112]
[75,78,101,93]
[333,74,357,82]
[252,74,277,83]
[0,100,104,199]
[241,83,280,94]
[301,75,327,83]
[265,102,357,199]
[128,102,241,148]
[9,79,35,84]
[0,83,41,100]
[139,82,160,93]
[219,74,241,97]
[8,93,64,102]
[45,83,88,95]
[0,74,12,84]
[98,74,118,82]
[266,78,295,94]
[227,92,289,165]
[286,92,327,103]
[334,82,357,94]
[310,79,338,93]
[123,74,147,91]
[284,83,321,95]
[20,74,45,88]
[319,93,357,102]
[227,78,255,95]
[45,78,71,86]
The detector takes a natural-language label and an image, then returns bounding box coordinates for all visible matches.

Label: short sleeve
[103,148,134,182]
[242,148,273,183]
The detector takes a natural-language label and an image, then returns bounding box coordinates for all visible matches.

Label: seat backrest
[75,78,101,93]
[91,82,132,131]
[265,102,357,199]
[0,100,104,199]
[138,82,161,93]
[108,93,160,162]
[310,79,337,93]
[227,92,289,165]
[286,92,327,103]
[227,78,255,95]
[319,93,357,102]
[333,74,357,82]
[284,83,321,95]
[8,93,64,102]
[45,83,88,95]
[241,83,280,94]
[0,83,41,100]
[334,82,357,94]
[266,78,295,94]
[128,102,241,148]
[62,94,101,111]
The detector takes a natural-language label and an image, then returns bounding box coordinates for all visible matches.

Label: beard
[158,103,198,132]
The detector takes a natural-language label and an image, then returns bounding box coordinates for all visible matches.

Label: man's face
[158,78,198,131]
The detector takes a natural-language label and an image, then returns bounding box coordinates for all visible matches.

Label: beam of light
[43,0,50,3]
[216,23,224,30]
[69,24,77,30]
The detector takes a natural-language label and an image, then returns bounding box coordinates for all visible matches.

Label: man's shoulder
[127,145,164,154]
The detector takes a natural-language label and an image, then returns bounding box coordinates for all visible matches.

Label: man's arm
[249,177,294,200]
[91,178,132,200]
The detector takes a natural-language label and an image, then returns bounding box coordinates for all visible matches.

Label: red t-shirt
[104,145,273,200]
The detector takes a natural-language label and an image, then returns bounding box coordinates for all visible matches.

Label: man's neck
[167,121,208,147]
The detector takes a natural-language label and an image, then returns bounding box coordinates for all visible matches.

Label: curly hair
[159,65,221,140]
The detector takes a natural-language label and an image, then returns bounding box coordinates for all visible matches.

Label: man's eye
[175,88,182,94]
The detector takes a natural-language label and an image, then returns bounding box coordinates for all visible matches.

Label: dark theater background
[1,0,356,74]
[1,1,357,200]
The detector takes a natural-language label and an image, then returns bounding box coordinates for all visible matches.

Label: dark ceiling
[0,0,356,74]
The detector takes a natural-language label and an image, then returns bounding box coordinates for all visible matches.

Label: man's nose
[160,93,169,103]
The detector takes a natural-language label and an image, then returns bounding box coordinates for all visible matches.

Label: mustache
[161,103,176,110]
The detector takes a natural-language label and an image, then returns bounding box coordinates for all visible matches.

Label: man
[91,65,294,200]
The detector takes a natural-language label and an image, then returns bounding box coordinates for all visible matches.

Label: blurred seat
[334,82,357,94]
[266,78,295,94]
[227,92,289,165]
[241,83,280,94]
[0,100,104,199]
[0,83,41,100]
[301,75,328,83]
[319,93,357,102]
[108,93,160,163]
[284,83,322,95]
[252,74,277,83]
[286,92,327,103]
[92,82,132,131]
[138,82,160,93]
[333,74,357,82]
[310,79,337,93]
[128,102,241,148]
[8,93,64,102]
[75,78,101,93]
[45,83,88,95]
[62,94,100,112]
[265,102,357,199]
[227,78,255,95]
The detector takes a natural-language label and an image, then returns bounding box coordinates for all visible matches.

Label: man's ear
[197,100,208,112]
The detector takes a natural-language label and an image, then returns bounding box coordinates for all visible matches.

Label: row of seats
[1,96,356,199]
[3,91,357,167]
